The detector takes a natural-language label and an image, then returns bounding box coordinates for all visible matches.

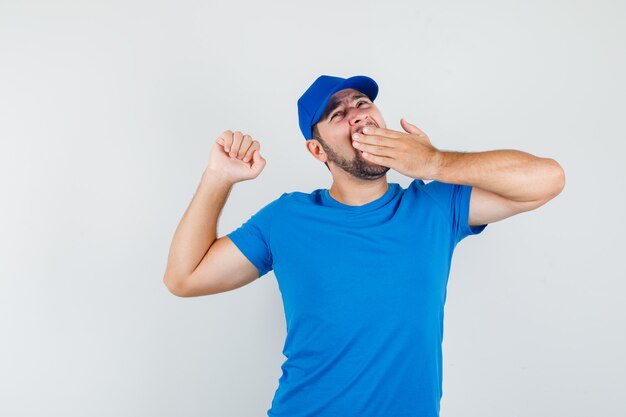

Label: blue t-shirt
[227,179,487,417]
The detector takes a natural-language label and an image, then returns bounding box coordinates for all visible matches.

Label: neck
[328,174,389,206]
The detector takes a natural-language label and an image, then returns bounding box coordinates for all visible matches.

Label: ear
[305,139,327,163]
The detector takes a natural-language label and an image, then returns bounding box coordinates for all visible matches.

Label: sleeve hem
[460,185,488,237]
[226,230,270,278]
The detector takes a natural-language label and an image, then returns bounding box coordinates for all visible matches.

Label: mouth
[353,121,378,135]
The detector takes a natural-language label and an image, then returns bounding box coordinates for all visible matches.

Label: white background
[1,0,624,416]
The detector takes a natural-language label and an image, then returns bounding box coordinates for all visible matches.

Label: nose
[348,106,371,130]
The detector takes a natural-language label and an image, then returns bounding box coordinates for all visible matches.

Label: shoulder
[407,179,470,216]
[405,178,442,199]
[418,179,467,199]
[249,190,315,217]
[407,178,427,191]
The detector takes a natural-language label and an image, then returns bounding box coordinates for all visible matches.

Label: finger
[242,141,259,163]
[237,135,253,159]
[400,118,426,136]
[361,150,393,167]
[219,130,233,152]
[361,125,403,139]
[353,132,396,148]
[230,131,244,158]
[353,140,395,157]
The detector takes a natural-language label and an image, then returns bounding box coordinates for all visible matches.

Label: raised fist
[207,130,266,184]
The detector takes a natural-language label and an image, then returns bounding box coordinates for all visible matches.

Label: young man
[163,75,565,417]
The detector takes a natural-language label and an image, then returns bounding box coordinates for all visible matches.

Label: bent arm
[162,169,234,294]
[431,150,565,226]
[433,150,565,203]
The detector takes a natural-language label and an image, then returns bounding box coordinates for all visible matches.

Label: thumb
[400,118,426,136]
[251,149,266,171]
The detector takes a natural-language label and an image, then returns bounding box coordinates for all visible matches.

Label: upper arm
[468,186,548,226]
[169,236,260,297]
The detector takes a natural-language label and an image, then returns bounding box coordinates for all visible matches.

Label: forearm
[432,149,565,202]
[163,168,234,284]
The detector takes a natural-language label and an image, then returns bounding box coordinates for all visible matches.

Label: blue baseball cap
[297,75,379,140]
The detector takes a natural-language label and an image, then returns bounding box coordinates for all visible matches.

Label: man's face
[311,88,389,180]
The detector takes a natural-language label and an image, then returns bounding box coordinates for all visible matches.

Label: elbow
[549,158,566,197]
[163,275,191,298]
[540,158,566,201]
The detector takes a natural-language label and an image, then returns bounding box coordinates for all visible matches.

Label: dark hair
[312,124,321,140]
[311,124,330,171]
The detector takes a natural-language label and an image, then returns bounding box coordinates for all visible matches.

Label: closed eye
[330,100,369,120]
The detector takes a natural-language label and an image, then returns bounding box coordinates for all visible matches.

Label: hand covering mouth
[353,121,378,135]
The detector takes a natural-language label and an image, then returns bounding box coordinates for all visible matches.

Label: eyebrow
[321,93,369,121]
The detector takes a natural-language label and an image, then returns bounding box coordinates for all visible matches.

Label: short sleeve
[421,180,488,244]
[226,196,282,279]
